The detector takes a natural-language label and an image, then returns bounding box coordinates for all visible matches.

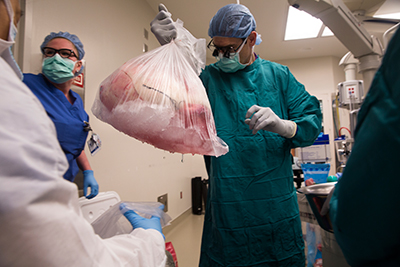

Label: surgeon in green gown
[329,27,400,267]
[151,4,322,266]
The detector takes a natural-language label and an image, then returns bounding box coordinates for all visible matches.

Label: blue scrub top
[23,74,89,181]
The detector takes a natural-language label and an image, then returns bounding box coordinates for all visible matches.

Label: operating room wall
[276,56,348,174]
[21,0,208,221]
[277,56,352,138]
[276,56,343,96]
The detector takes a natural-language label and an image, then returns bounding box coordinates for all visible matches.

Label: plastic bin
[78,191,121,223]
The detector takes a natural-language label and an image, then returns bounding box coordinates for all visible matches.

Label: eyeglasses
[42,47,78,59]
[207,38,246,58]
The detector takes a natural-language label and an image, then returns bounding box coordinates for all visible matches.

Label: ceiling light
[373,12,400,20]
[322,26,334,37]
[373,0,400,20]
[285,6,323,40]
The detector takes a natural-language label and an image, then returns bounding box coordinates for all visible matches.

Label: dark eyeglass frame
[42,47,79,59]
[207,38,246,58]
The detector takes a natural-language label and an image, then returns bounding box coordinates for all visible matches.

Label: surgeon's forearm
[76,150,91,171]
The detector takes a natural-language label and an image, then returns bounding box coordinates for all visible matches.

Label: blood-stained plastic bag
[91,20,228,157]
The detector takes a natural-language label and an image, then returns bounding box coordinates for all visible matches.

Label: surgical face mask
[7,22,22,75]
[0,0,23,79]
[216,37,249,73]
[42,54,77,84]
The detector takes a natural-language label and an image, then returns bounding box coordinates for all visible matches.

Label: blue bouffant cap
[208,4,262,45]
[40,31,85,60]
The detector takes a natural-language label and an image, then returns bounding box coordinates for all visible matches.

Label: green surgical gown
[330,28,400,267]
[199,57,322,266]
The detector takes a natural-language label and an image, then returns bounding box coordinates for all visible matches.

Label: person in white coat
[0,0,166,266]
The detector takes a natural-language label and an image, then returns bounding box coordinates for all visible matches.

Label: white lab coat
[0,54,166,266]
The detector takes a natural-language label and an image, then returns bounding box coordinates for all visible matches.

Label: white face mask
[0,0,23,79]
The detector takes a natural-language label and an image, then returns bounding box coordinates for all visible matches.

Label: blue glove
[83,170,99,199]
[120,203,165,239]
[150,3,177,45]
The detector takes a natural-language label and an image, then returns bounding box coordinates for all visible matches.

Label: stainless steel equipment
[297,182,336,233]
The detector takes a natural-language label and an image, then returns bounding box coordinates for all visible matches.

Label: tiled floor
[164,211,204,267]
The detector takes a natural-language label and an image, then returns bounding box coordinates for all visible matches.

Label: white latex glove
[245,105,297,138]
[150,4,177,45]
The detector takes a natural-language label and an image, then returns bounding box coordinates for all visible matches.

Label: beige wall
[20,0,208,220]
[276,56,356,134]
[276,56,342,95]
[276,56,351,174]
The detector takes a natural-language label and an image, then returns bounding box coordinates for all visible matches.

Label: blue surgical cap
[40,31,85,60]
[208,4,262,45]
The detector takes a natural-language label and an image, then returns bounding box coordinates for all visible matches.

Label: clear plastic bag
[305,223,322,267]
[91,201,172,239]
[91,20,228,157]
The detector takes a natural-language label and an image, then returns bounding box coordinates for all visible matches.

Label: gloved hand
[120,203,165,239]
[245,105,297,138]
[150,3,177,45]
[83,170,99,199]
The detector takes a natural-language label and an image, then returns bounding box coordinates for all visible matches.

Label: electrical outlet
[157,193,168,212]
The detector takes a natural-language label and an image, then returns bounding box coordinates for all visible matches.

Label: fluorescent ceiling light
[373,0,400,20]
[285,6,324,40]
[373,12,400,20]
[322,26,334,37]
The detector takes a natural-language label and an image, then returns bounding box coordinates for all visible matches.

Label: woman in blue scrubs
[23,32,98,199]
